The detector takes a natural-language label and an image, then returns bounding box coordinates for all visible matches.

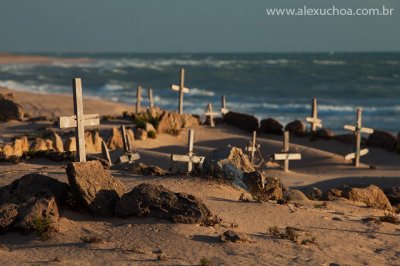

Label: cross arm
[344,148,369,160]
[59,114,100,129]
[171,85,190,94]
[274,153,302,161]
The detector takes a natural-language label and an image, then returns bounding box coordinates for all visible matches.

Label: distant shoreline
[0,52,91,65]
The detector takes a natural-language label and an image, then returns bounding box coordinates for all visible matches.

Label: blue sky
[0,0,399,53]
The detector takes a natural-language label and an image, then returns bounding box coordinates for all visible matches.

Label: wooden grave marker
[148,88,154,109]
[58,78,100,162]
[136,85,142,113]
[205,103,219,127]
[101,140,112,166]
[344,108,374,167]
[171,129,205,172]
[221,95,229,115]
[119,125,140,163]
[306,98,322,133]
[274,131,301,172]
[245,131,264,167]
[171,68,190,114]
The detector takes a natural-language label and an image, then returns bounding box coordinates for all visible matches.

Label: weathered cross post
[171,68,190,114]
[245,131,265,167]
[306,98,322,133]
[136,85,142,113]
[205,103,219,127]
[119,125,140,163]
[59,78,100,162]
[344,108,374,167]
[101,140,112,166]
[148,88,154,109]
[274,131,302,172]
[221,95,229,115]
[171,129,205,172]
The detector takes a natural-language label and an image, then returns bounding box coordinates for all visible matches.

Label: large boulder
[259,118,283,135]
[66,160,126,217]
[243,171,283,201]
[0,94,24,122]
[316,128,335,140]
[334,134,367,145]
[203,146,255,188]
[223,112,258,132]
[285,120,306,137]
[284,189,309,202]
[367,130,397,152]
[157,111,199,134]
[0,174,68,232]
[115,183,211,224]
[342,185,392,211]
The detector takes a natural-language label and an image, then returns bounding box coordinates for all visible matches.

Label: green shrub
[147,130,157,139]
[29,216,54,241]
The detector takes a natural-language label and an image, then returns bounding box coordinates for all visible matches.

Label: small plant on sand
[134,110,161,129]
[147,130,157,139]
[200,257,214,266]
[268,226,299,242]
[80,235,103,244]
[29,216,54,241]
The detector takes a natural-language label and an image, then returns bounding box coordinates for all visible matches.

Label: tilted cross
[306,98,322,133]
[273,131,302,172]
[101,140,112,166]
[205,103,219,127]
[171,129,205,172]
[245,131,264,167]
[221,95,229,115]
[119,125,140,163]
[58,78,100,162]
[171,68,190,114]
[344,108,374,167]
[148,88,154,109]
[136,85,142,113]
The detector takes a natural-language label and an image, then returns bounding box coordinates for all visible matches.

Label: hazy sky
[0,0,399,53]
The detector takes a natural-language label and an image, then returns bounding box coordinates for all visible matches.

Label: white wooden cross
[148,88,154,109]
[171,129,205,172]
[119,125,140,163]
[171,68,190,114]
[344,108,374,167]
[221,95,229,115]
[101,140,112,166]
[58,78,100,162]
[205,103,219,127]
[274,131,301,172]
[245,131,261,165]
[136,85,142,113]
[306,98,322,133]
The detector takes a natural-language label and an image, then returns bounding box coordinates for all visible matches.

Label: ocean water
[0,52,399,133]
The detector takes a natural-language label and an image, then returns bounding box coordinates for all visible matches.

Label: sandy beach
[0,78,398,266]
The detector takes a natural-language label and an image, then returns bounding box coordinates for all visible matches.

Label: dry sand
[0,87,399,265]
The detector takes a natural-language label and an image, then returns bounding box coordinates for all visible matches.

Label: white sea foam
[313,60,346,65]
[189,88,215,97]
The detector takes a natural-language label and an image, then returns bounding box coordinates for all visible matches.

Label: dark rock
[383,187,400,205]
[285,120,306,137]
[243,171,283,201]
[367,130,397,152]
[66,160,126,217]
[203,146,255,188]
[284,190,309,202]
[219,230,250,243]
[334,134,367,145]
[260,118,283,135]
[316,128,335,139]
[223,111,259,132]
[115,183,211,224]
[264,176,284,201]
[0,94,24,122]
[0,174,68,232]
[323,189,342,201]
[342,185,392,211]
[303,187,323,200]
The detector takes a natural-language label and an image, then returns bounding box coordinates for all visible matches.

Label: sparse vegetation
[200,257,214,266]
[201,215,222,227]
[80,235,103,244]
[362,213,399,225]
[29,216,54,241]
[134,110,161,129]
[268,226,302,243]
[147,130,157,139]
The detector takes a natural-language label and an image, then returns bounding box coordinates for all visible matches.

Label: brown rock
[134,128,147,140]
[264,176,284,201]
[145,123,156,132]
[107,127,123,150]
[220,230,250,243]
[115,183,211,224]
[84,131,96,153]
[342,185,392,210]
[316,128,335,139]
[223,111,259,132]
[2,144,14,158]
[367,130,397,152]
[66,160,126,217]
[323,188,342,201]
[157,111,200,134]
[260,118,283,135]
[92,131,104,152]
[284,189,309,202]
[285,120,306,137]
[0,94,24,121]
[0,204,18,233]
[51,132,64,152]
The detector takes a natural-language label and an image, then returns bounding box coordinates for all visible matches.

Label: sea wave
[189,88,215,97]
[313,60,346,65]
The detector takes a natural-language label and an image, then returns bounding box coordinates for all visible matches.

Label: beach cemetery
[0,66,399,265]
